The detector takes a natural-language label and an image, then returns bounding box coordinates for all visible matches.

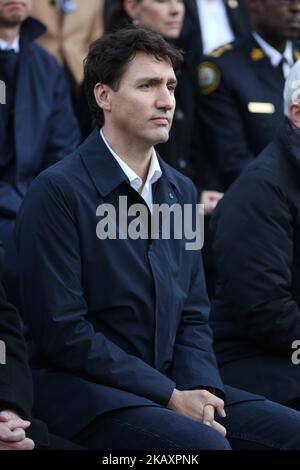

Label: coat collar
[77,128,183,198]
[20,17,46,43]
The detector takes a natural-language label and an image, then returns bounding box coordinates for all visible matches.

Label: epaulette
[208,43,233,59]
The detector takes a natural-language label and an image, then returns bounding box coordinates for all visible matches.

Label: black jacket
[0,251,49,445]
[209,120,300,404]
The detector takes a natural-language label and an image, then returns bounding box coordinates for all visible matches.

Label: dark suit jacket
[15,129,228,438]
[198,34,300,189]
[0,17,80,220]
[0,243,49,445]
[209,120,300,404]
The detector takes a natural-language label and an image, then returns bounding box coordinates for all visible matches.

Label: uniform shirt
[253,32,294,79]
[100,129,162,212]
[197,0,234,54]
[0,36,20,53]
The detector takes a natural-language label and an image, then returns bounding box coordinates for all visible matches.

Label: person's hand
[0,410,35,450]
[200,191,223,216]
[167,388,227,437]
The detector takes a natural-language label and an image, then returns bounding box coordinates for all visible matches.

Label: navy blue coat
[0,17,80,219]
[198,34,300,189]
[15,130,227,438]
[209,120,300,404]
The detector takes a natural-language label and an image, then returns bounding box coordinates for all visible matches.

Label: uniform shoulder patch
[198,61,221,95]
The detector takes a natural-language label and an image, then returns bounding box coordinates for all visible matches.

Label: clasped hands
[167,388,227,436]
[0,410,35,450]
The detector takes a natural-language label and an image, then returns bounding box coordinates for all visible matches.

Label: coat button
[169,193,174,199]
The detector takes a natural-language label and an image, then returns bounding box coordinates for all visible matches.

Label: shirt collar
[252,32,294,67]
[0,35,20,53]
[100,129,162,192]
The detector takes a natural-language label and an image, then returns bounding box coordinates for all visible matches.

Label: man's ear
[289,103,300,129]
[94,83,112,113]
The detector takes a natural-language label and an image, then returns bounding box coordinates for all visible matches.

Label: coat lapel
[78,129,130,198]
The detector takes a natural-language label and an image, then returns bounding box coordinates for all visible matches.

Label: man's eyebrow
[135,76,178,86]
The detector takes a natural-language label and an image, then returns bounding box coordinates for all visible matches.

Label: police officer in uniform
[198,0,300,190]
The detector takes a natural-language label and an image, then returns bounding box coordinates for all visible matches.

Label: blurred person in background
[198,0,300,190]
[0,0,80,305]
[31,0,104,131]
[31,0,104,94]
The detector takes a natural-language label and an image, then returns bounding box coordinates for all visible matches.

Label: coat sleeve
[197,59,256,188]
[42,66,81,170]
[211,171,300,355]
[0,182,23,218]
[16,173,175,407]
[167,186,224,395]
[0,281,33,419]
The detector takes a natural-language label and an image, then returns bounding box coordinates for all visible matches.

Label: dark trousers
[73,393,300,450]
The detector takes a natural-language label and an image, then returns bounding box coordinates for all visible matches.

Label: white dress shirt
[100,129,162,212]
[253,32,294,79]
[0,36,20,52]
[197,0,235,54]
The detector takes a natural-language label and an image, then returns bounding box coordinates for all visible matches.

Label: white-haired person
[208,58,300,411]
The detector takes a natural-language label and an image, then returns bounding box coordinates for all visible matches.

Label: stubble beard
[0,15,23,28]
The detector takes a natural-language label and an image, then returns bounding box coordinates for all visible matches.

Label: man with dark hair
[198,0,300,189]
[16,26,300,450]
